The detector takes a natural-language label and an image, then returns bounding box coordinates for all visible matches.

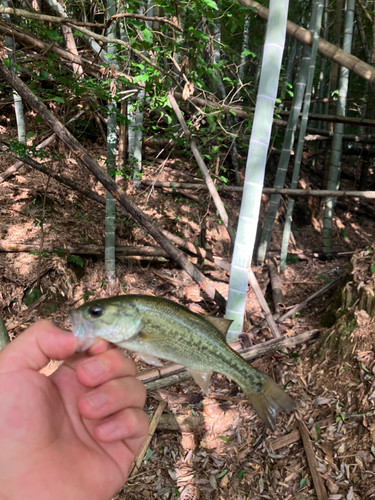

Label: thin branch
[141,180,375,198]
[108,13,182,31]
[128,400,167,478]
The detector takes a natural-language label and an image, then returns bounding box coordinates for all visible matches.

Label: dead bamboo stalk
[267,258,285,314]
[139,329,320,391]
[0,61,227,312]
[128,400,167,478]
[297,418,328,500]
[0,240,170,257]
[141,180,375,198]
[167,92,236,245]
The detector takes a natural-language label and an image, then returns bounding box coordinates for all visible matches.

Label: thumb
[0,320,79,373]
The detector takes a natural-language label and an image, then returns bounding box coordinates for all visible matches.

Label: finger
[87,338,114,356]
[0,320,78,373]
[78,377,146,420]
[74,348,137,387]
[94,407,149,445]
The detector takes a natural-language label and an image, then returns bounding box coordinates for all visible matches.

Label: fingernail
[97,419,118,437]
[84,391,108,409]
[81,359,104,379]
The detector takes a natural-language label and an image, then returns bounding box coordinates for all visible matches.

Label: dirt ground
[1,116,375,500]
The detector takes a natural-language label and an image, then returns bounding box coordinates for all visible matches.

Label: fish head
[69,298,142,351]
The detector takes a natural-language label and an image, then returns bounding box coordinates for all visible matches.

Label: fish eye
[88,306,102,318]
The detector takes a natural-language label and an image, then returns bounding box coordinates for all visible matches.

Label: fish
[69,294,295,430]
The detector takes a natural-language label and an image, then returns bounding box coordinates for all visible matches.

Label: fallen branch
[0,240,170,257]
[139,329,320,391]
[128,400,167,478]
[297,418,328,500]
[142,180,375,198]
[156,413,204,432]
[0,61,227,311]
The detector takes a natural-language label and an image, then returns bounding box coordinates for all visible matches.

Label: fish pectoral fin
[204,316,233,337]
[187,369,213,395]
[137,353,164,367]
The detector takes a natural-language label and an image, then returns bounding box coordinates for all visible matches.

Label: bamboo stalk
[267,258,285,314]
[141,180,375,198]
[0,241,170,257]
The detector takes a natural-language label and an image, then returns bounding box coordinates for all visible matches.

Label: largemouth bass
[69,295,295,429]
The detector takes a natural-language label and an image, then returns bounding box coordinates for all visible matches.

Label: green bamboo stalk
[257,42,311,262]
[3,1,25,144]
[322,0,355,255]
[105,0,117,284]
[280,0,324,271]
[225,0,289,342]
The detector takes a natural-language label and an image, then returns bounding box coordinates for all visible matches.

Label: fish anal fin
[205,316,233,337]
[244,377,295,430]
[187,368,213,395]
[137,353,163,367]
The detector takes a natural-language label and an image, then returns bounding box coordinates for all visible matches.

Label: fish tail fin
[244,376,295,430]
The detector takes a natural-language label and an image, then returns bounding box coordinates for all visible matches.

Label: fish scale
[69,294,295,430]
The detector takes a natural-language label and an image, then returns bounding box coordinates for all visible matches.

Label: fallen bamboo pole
[0,240,170,257]
[297,418,328,500]
[142,180,375,198]
[138,329,320,391]
[128,400,167,478]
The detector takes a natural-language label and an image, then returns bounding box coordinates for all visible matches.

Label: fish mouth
[68,310,96,352]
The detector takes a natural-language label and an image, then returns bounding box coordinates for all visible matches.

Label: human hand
[0,320,149,500]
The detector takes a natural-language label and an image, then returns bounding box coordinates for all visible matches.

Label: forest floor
[1,117,375,500]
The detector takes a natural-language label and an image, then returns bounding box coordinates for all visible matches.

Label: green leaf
[218,436,231,443]
[52,96,65,103]
[27,131,35,138]
[236,469,246,479]
[141,27,153,44]
[200,0,218,9]
[216,469,228,479]
[299,477,307,488]
[361,362,370,373]
[371,265,375,275]
[67,254,84,267]
[143,447,153,463]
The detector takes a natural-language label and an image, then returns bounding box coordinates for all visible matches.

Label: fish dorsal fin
[204,316,233,337]
[137,353,163,367]
[187,368,213,395]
